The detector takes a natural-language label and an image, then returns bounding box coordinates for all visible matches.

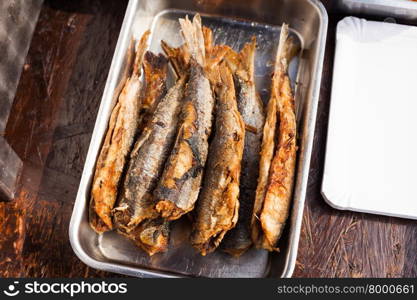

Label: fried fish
[221,38,265,256]
[191,62,245,256]
[113,43,189,257]
[113,72,187,233]
[154,14,218,220]
[251,24,297,251]
[122,45,194,256]
[89,31,150,233]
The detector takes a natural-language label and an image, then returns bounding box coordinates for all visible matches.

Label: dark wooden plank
[0,137,22,201]
[1,0,416,278]
[0,0,43,131]
[0,0,42,201]
[293,10,417,278]
[1,0,128,277]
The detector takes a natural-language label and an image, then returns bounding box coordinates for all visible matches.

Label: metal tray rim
[69,0,329,278]
[280,0,328,278]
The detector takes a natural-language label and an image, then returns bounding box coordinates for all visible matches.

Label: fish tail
[201,25,230,86]
[179,14,206,66]
[203,26,213,55]
[131,219,170,256]
[224,47,240,73]
[219,61,234,90]
[239,36,256,78]
[143,51,168,77]
[225,37,256,82]
[285,36,298,63]
[274,24,299,75]
[140,51,168,115]
[273,24,290,76]
[132,30,151,77]
[203,25,229,71]
[161,40,190,78]
[116,218,170,256]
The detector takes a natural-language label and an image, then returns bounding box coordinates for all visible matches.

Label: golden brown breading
[191,62,245,256]
[222,38,265,257]
[251,24,298,251]
[89,31,150,233]
[154,15,221,220]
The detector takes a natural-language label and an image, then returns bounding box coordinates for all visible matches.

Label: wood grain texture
[293,12,417,278]
[0,0,416,278]
[2,0,128,277]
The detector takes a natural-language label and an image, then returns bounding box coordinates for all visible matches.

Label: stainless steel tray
[69,0,328,278]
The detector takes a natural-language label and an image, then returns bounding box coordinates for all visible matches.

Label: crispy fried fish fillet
[154,15,218,220]
[221,38,265,256]
[251,24,297,251]
[191,62,245,256]
[89,31,150,233]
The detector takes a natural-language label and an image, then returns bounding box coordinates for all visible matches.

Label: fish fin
[224,37,256,82]
[224,47,240,73]
[273,24,299,76]
[218,61,234,90]
[238,36,256,80]
[207,45,229,70]
[118,219,170,256]
[179,14,206,66]
[142,51,168,103]
[161,40,190,78]
[203,26,213,55]
[143,51,168,75]
[205,46,229,87]
[132,30,150,77]
[273,24,289,78]
[138,51,169,126]
[201,25,230,86]
[284,36,299,63]
[203,25,228,71]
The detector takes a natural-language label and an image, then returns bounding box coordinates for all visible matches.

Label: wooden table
[1,0,416,278]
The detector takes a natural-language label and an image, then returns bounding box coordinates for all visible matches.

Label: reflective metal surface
[70,0,328,278]
[338,0,417,20]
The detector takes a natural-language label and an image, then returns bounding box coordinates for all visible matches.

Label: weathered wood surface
[1,0,128,277]
[294,13,417,278]
[0,0,416,277]
[0,0,43,201]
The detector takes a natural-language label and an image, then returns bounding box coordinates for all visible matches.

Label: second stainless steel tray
[69,0,328,278]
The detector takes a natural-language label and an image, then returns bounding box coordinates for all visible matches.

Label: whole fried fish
[113,76,187,232]
[221,38,265,256]
[154,14,217,220]
[113,43,190,257]
[251,24,298,251]
[191,62,245,256]
[89,31,150,233]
